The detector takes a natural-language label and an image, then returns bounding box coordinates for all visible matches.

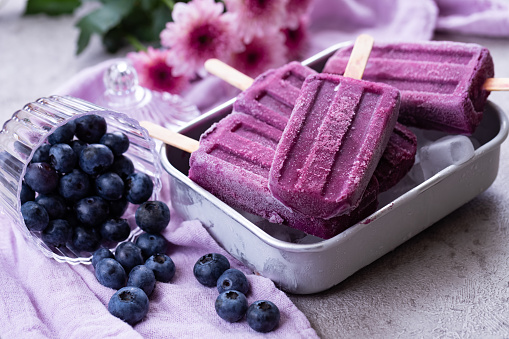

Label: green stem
[126,35,147,52]
[161,0,175,11]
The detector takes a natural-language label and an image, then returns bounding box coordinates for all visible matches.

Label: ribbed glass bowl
[0,95,162,264]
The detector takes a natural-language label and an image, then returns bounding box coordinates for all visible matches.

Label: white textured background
[1,1,509,338]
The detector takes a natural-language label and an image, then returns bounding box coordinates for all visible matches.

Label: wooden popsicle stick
[140,120,199,153]
[343,34,374,80]
[483,78,509,91]
[204,59,254,91]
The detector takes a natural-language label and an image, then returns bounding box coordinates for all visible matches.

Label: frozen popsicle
[205,56,416,193]
[268,73,400,219]
[187,112,379,239]
[323,41,496,135]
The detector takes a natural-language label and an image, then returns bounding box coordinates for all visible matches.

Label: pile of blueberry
[91,200,174,325]
[194,253,280,333]
[19,113,156,253]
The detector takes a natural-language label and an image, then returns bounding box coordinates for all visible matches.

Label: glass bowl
[0,95,162,264]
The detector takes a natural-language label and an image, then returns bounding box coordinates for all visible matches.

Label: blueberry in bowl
[1,95,162,265]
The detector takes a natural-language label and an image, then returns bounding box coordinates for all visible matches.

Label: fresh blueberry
[95,258,127,289]
[20,181,35,204]
[24,162,59,194]
[135,233,168,260]
[75,114,107,143]
[49,143,77,173]
[193,253,230,287]
[135,201,170,234]
[95,172,124,201]
[21,201,49,232]
[217,268,249,295]
[100,218,131,242]
[109,197,129,219]
[79,144,114,176]
[115,242,144,273]
[92,248,114,268]
[31,143,51,163]
[246,300,280,333]
[110,155,135,180]
[108,286,149,325]
[47,121,76,145]
[100,132,130,156]
[71,226,101,252]
[75,196,109,227]
[145,254,175,283]
[70,139,87,157]
[42,219,71,246]
[35,194,67,220]
[215,290,248,323]
[59,169,91,201]
[127,265,156,296]
[125,172,153,204]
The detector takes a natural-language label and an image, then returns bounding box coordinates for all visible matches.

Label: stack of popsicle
[144,38,503,239]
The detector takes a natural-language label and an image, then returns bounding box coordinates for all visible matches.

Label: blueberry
[217,268,249,295]
[127,265,156,296]
[75,114,107,143]
[109,197,129,219]
[110,155,135,180]
[246,300,280,333]
[215,290,248,323]
[92,248,114,268]
[108,286,149,325]
[95,258,127,289]
[48,121,76,145]
[135,233,168,260]
[59,169,91,201]
[42,219,71,246]
[115,242,144,273]
[79,144,114,176]
[31,143,51,163]
[95,172,124,201]
[135,201,170,234]
[75,196,109,227]
[49,143,77,173]
[21,201,49,231]
[70,139,87,157]
[125,172,154,204]
[100,132,130,156]
[100,218,131,242]
[145,254,175,283]
[71,226,101,252]
[20,181,35,204]
[24,162,59,194]
[35,194,67,220]
[193,253,230,287]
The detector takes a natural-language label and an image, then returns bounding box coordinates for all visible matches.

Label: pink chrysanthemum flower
[224,0,288,43]
[127,47,190,94]
[160,0,242,77]
[282,17,310,61]
[284,0,315,30]
[227,33,288,78]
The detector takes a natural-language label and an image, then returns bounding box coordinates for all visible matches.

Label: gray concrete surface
[2,1,509,338]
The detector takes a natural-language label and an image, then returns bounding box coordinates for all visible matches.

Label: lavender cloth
[2,0,509,338]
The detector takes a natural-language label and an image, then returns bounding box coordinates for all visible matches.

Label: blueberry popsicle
[323,41,495,135]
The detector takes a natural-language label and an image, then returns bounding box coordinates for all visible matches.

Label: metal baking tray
[160,43,509,294]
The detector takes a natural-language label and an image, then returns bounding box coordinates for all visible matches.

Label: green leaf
[24,0,81,16]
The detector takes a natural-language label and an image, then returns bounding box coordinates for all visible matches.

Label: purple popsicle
[323,41,495,135]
